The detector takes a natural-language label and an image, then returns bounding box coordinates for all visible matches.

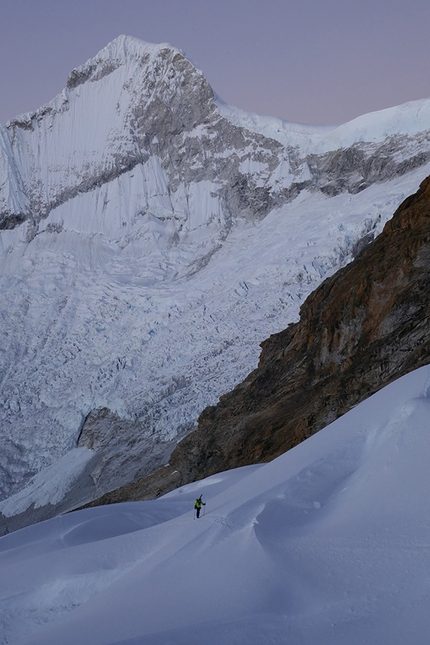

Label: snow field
[1,366,430,644]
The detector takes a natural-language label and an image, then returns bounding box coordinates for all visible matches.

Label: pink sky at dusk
[1,0,429,126]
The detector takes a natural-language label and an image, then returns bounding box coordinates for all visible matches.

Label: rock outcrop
[170,175,430,481]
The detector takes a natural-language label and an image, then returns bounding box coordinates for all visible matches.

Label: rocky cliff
[169,175,430,482]
[81,174,430,509]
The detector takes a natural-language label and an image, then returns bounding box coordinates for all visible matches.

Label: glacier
[1,35,430,525]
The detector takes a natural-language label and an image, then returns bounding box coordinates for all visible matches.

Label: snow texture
[1,366,430,644]
[1,35,430,515]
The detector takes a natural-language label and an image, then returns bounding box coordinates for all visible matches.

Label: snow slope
[1,365,430,644]
[219,94,430,150]
[2,35,430,519]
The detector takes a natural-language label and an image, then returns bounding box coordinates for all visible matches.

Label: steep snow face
[1,366,430,645]
[1,37,216,230]
[1,35,430,518]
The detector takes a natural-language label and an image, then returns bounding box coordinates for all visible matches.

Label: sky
[1,0,430,126]
[2,365,430,644]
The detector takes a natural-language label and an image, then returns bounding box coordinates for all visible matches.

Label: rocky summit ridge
[2,36,430,532]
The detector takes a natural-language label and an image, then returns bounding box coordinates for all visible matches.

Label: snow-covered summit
[5,36,186,125]
[1,36,430,530]
[70,34,180,72]
[64,34,192,93]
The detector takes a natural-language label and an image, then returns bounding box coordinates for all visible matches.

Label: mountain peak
[2,32,430,532]
[66,35,185,90]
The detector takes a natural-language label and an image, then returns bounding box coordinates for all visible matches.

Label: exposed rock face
[3,35,430,528]
[169,175,430,482]
[77,407,181,496]
[305,133,430,196]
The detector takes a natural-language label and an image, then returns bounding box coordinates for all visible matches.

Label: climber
[194,494,206,518]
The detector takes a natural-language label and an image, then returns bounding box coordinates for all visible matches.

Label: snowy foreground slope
[2,35,430,521]
[1,366,430,645]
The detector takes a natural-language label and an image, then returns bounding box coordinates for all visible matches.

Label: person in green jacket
[194,495,206,518]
